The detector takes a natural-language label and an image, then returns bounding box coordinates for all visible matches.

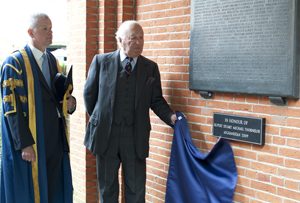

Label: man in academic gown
[0,13,76,203]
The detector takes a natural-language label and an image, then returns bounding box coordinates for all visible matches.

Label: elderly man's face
[120,23,144,58]
[29,17,53,52]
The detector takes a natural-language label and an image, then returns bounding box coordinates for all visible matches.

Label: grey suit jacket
[83,49,174,159]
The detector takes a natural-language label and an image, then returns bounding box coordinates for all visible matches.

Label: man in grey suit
[84,20,177,203]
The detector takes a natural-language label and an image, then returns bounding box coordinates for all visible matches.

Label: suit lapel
[135,56,148,109]
[47,53,58,84]
[106,50,120,114]
[29,51,52,94]
[36,65,52,93]
[29,51,62,112]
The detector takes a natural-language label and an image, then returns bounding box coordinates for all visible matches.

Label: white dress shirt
[120,49,138,70]
[28,44,46,70]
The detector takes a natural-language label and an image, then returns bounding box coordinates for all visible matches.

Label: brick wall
[67,0,98,202]
[68,0,300,202]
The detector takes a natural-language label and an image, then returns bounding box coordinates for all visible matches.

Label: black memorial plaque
[190,0,300,99]
[213,113,265,145]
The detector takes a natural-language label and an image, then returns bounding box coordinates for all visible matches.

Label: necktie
[124,57,133,78]
[42,54,51,88]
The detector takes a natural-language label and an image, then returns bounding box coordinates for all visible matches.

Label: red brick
[287,108,300,117]
[235,157,250,168]
[285,158,300,170]
[288,99,300,107]
[183,7,190,15]
[284,199,300,203]
[154,3,170,10]
[235,185,256,197]
[256,191,282,203]
[174,58,183,65]
[263,115,286,126]
[154,19,170,26]
[150,11,166,19]
[153,34,169,41]
[207,100,228,109]
[166,9,183,17]
[170,33,188,40]
[229,103,252,112]
[286,138,300,148]
[170,1,189,9]
[252,180,277,193]
[251,162,277,175]
[253,105,274,114]
[252,145,279,155]
[139,5,154,13]
[257,173,270,182]
[236,176,250,187]
[169,81,187,88]
[278,168,300,180]
[201,125,212,133]
[183,56,189,64]
[233,193,250,203]
[170,65,188,73]
[280,107,288,116]
[281,128,300,139]
[277,188,300,201]
[271,176,284,186]
[158,27,166,33]
[182,106,201,114]
[266,126,280,136]
[259,96,272,105]
[166,41,183,48]
[154,50,169,56]
[245,170,257,179]
[285,180,299,190]
[170,50,188,56]
[223,93,234,101]
[246,95,259,103]
[235,95,246,102]
[187,114,206,124]
[286,118,300,128]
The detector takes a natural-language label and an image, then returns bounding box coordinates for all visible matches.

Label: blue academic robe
[165,111,237,203]
[0,45,73,203]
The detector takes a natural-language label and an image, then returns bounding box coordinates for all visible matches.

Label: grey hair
[28,13,50,29]
[115,20,142,46]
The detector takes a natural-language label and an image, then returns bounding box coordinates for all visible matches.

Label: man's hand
[67,95,76,110]
[22,146,36,162]
[171,114,177,125]
[60,95,76,110]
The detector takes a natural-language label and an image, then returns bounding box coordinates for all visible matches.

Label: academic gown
[165,111,237,203]
[0,45,73,203]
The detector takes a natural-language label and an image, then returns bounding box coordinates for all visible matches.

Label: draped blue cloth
[165,111,237,203]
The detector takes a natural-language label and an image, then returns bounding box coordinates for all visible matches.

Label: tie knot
[126,57,133,62]
[42,53,47,60]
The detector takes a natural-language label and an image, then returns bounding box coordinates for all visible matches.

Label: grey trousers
[96,120,146,203]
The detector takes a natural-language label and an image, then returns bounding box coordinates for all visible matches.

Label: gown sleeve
[1,55,35,151]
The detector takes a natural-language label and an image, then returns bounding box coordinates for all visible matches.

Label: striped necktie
[124,57,133,78]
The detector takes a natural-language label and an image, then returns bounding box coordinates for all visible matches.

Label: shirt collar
[120,48,138,64]
[28,43,47,61]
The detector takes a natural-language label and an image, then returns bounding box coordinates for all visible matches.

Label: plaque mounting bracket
[269,97,285,106]
[199,91,212,99]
